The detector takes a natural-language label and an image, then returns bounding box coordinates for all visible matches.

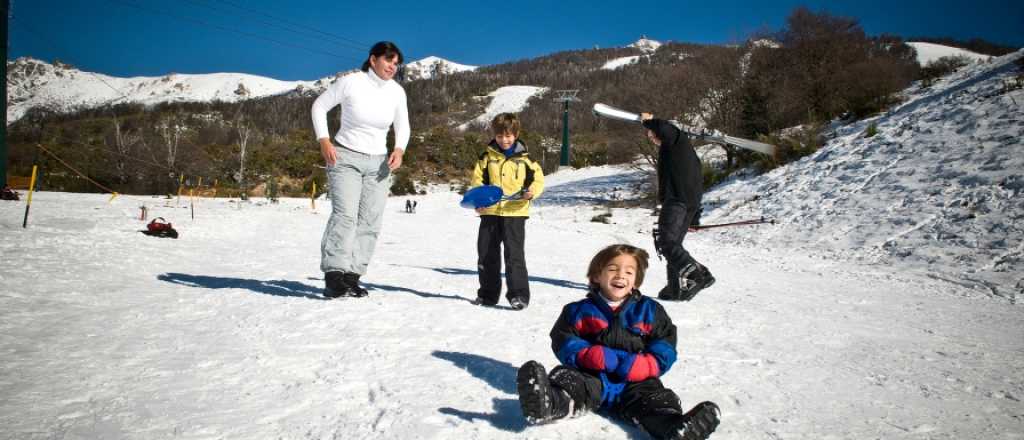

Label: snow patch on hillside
[602,55,642,70]
[457,86,549,131]
[702,49,1024,298]
[907,42,992,65]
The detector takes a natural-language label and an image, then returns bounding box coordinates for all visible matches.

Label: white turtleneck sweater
[311,69,410,155]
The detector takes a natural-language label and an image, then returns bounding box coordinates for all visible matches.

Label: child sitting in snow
[516,243,720,439]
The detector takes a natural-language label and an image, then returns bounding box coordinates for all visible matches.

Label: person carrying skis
[640,112,715,301]
[516,243,721,439]
[469,112,544,310]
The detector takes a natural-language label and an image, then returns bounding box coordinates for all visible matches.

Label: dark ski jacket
[643,118,703,207]
[550,288,678,390]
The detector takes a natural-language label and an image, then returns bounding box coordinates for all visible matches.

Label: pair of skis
[592,103,777,156]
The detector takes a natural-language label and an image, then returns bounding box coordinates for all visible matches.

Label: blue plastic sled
[460,185,521,209]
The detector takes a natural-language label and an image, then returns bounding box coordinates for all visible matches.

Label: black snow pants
[477,215,530,305]
[656,200,701,291]
[549,366,687,439]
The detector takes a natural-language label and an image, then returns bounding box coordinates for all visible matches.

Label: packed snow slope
[703,49,1024,301]
[907,42,993,65]
[1,162,1022,439]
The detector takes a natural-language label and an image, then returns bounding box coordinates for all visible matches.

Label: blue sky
[7,0,1023,80]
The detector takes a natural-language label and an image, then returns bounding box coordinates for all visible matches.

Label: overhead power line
[105,0,364,64]
[207,0,372,52]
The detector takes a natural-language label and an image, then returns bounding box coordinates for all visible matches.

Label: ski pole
[690,217,775,231]
[22,146,40,228]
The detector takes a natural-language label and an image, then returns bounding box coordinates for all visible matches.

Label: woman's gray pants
[320,145,391,275]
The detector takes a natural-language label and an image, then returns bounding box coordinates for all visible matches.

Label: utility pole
[553,90,579,168]
[1,0,9,188]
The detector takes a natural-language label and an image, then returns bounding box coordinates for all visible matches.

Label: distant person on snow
[311,41,410,299]
[516,244,721,439]
[640,112,715,301]
[469,112,544,310]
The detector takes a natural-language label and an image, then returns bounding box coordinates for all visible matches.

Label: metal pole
[553,90,579,168]
[560,100,569,166]
[1,0,10,188]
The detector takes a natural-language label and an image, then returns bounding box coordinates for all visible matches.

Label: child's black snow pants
[656,199,701,291]
[549,366,688,439]
[476,215,530,305]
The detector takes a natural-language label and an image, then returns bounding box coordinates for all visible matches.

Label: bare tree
[236,117,256,200]
[157,117,183,173]
[110,117,142,184]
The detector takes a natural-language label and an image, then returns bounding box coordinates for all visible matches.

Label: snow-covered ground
[1,161,1022,439]
[907,42,992,65]
[457,85,549,131]
[2,43,1022,440]
[602,55,643,70]
[703,49,1024,301]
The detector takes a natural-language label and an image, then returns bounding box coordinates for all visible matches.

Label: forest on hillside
[9,7,987,199]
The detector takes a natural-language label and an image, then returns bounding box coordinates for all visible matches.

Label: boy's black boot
[517,361,571,424]
[669,401,721,440]
[342,272,369,297]
[662,263,714,302]
[323,271,351,298]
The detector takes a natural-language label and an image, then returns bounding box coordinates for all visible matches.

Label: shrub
[919,55,972,87]
[865,122,879,137]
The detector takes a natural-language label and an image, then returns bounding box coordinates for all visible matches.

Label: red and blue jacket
[550,288,678,392]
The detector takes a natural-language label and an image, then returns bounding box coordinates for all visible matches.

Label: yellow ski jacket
[469,140,545,217]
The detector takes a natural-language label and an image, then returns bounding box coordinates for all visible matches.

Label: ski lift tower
[553,90,580,168]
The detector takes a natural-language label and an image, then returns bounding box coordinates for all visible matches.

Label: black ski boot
[661,263,714,301]
[342,272,369,297]
[323,271,350,299]
[517,361,571,424]
[669,401,721,440]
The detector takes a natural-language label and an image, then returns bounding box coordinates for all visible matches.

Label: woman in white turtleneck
[311,41,410,299]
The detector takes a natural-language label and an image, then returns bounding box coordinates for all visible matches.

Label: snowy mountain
[907,41,992,65]
[628,36,662,53]
[702,48,1024,299]
[403,56,478,81]
[5,57,344,124]
[601,37,664,70]
[5,56,478,124]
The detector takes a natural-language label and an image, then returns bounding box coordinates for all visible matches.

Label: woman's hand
[319,138,337,166]
[639,112,653,122]
[388,149,404,171]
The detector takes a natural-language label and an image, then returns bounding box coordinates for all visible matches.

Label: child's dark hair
[490,113,521,136]
[586,244,650,288]
[361,41,404,72]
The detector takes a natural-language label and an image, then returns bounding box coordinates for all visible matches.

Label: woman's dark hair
[361,41,404,72]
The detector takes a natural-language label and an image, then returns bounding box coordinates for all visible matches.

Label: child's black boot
[668,401,721,440]
[517,361,571,423]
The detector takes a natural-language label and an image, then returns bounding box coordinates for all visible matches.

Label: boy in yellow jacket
[470,113,545,310]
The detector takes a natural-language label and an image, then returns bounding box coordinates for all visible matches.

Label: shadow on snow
[158,273,327,300]
[433,350,526,432]
[425,267,589,291]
